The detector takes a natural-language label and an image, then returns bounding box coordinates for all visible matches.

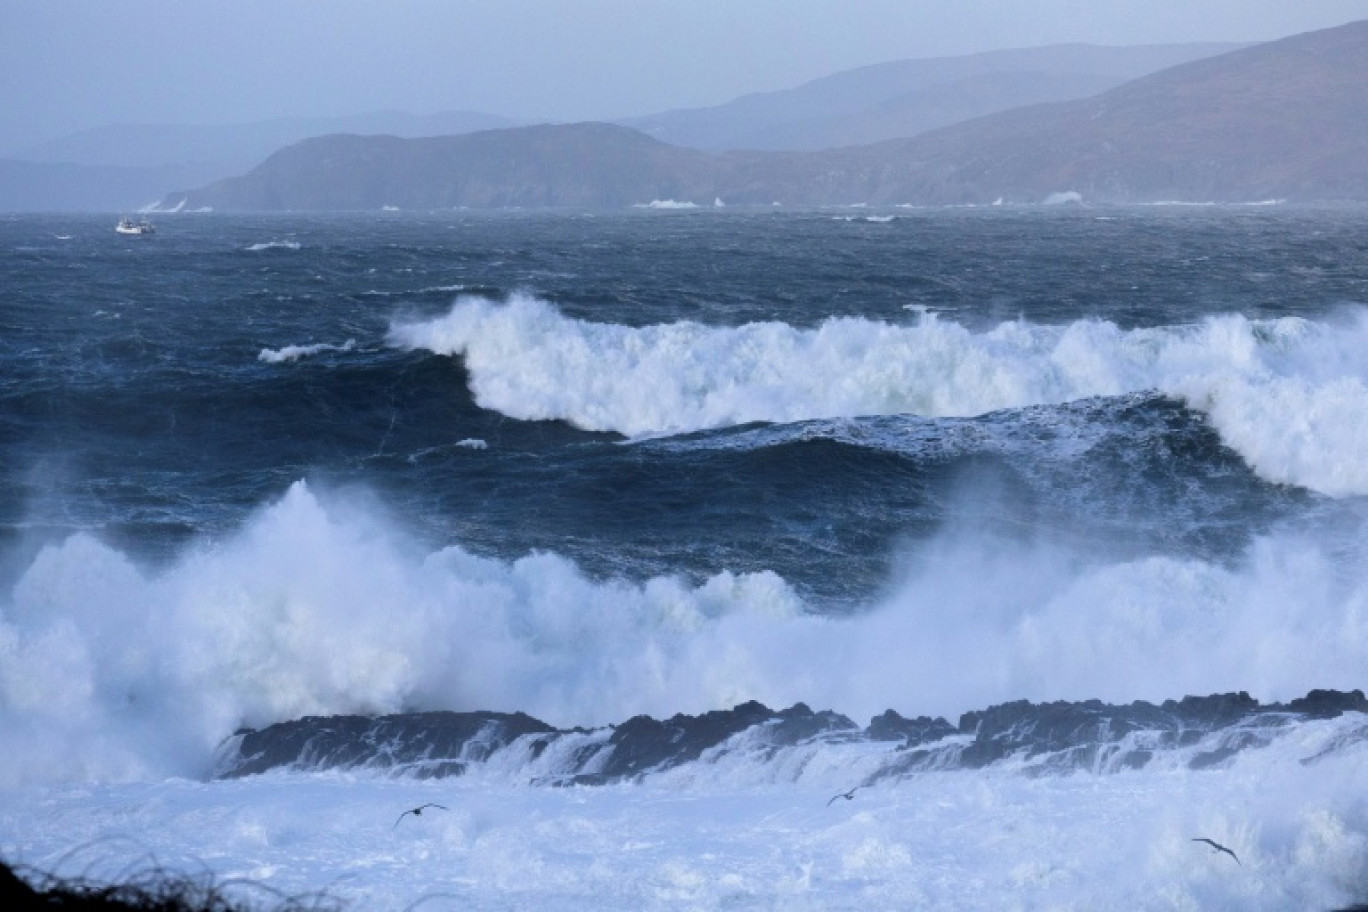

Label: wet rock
[212,688,1368,781]
[217,710,554,779]
[866,709,956,747]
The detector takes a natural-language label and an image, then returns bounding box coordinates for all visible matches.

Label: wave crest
[3,480,1367,785]
[258,339,356,363]
[390,295,1368,495]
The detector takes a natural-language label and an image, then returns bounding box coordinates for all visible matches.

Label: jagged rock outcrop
[222,710,555,779]
[214,689,1367,782]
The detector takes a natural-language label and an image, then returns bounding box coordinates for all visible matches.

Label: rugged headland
[161,21,1368,211]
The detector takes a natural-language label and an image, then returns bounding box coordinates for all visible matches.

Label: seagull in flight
[827,787,862,807]
[1192,837,1241,865]
[394,803,449,828]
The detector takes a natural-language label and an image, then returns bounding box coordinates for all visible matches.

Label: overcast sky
[3,0,1367,150]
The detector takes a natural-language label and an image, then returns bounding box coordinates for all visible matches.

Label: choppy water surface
[2,207,1367,909]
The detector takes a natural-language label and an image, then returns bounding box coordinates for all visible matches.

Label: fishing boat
[115,216,155,235]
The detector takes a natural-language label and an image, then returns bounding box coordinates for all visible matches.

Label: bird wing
[1192,838,1240,864]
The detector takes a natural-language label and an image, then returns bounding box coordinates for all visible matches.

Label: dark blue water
[3,208,1367,606]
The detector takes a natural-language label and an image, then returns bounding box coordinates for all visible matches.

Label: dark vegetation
[0,860,337,912]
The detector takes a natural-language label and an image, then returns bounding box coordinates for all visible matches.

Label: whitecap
[244,240,302,252]
[258,339,356,363]
[388,295,1368,496]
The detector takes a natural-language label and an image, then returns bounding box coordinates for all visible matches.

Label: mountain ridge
[622,41,1246,151]
[158,21,1368,211]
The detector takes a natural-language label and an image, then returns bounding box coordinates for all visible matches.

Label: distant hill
[824,18,1368,204]
[1,41,1249,213]
[159,21,1368,212]
[161,124,719,211]
[620,42,1245,151]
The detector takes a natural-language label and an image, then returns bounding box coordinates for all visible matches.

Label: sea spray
[4,480,1366,786]
[390,296,1368,495]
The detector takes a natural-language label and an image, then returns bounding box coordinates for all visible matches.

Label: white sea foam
[2,480,1365,788]
[389,295,1368,495]
[244,240,302,252]
[2,718,1365,911]
[257,339,356,363]
[3,468,1367,904]
[636,199,698,209]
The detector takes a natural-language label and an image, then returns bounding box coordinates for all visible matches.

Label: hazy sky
[4,0,1367,149]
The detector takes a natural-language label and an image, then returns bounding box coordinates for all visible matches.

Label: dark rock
[866,709,957,747]
[1282,688,1368,718]
[956,698,1155,768]
[952,692,1293,771]
[211,687,1365,781]
[594,701,777,780]
[217,710,554,779]
[768,703,860,745]
[1158,691,1259,726]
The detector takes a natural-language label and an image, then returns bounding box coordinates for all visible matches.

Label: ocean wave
[257,339,356,363]
[243,240,302,252]
[389,295,1368,495]
[2,480,1365,786]
[635,199,698,209]
[360,284,468,298]
[8,726,1366,911]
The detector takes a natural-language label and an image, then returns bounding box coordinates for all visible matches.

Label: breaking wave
[243,240,302,252]
[2,480,1365,786]
[389,295,1368,495]
[258,339,357,363]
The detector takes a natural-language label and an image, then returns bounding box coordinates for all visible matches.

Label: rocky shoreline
[216,688,1368,782]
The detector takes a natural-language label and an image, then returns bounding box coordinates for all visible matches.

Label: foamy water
[391,295,1368,495]
[5,209,1367,910]
[258,339,357,363]
[3,481,1365,790]
[2,710,1364,910]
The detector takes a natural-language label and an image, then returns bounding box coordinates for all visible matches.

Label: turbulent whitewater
[1,208,1366,909]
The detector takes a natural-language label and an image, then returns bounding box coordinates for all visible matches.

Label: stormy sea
[1,206,1366,910]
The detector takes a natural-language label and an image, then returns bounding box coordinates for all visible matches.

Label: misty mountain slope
[747,70,1123,151]
[822,17,1368,204]
[164,123,719,211]
[159,20,1368,211]
[621,42,1244,151]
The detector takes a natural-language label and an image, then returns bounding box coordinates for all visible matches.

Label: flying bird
[1191,837,1241,865]
[394,803,449,828]
[827,787,861,807]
